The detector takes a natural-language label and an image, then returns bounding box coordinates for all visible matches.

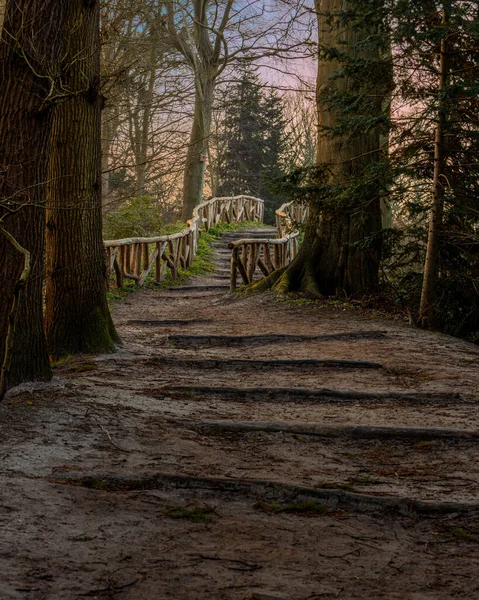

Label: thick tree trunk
[0,227,30,400]
[181,75,215,221]
[271,0,385,297]
[0,0,67,392]
[419,8,449,329]
[45,0,120,359]
[0,1,5,37]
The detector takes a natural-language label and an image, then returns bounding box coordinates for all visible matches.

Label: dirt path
[2,227,479,599]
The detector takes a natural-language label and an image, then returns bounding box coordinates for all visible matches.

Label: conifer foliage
[216,70,288,223]
[386,0,479,338]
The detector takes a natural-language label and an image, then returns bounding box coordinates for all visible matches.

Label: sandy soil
[1,227,479,599]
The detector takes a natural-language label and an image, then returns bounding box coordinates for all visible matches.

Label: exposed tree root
[160,385,467,405]
[191,420,479,441]
[147,357,382,370]
[128,319,214,326]
[234,267,287,297]
[167,330,387,347]
[237,243,324,298]
[49,472,479,516]
[273,260,322,297]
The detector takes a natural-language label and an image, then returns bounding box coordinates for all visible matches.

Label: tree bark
[182,75,215,220]
[0,226,30,400]
[45,0,120,359]
[419,8,450,329]
[0,0,5,37]
[270,0,386,297]
[101,104,120,205]
[0,0,67,392]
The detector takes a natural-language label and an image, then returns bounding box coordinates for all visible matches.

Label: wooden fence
[275,199,309,239]
[228,199,309,291]
[104,195,264,288]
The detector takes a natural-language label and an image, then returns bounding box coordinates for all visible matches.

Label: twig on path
[93,418,130,453]
[316,548,361,560]
[189,553,262,571]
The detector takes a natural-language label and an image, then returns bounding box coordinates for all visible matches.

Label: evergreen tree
[216,70,287,223]
[387,0,479,335]
[262,90,289,222]
[217,70,266,199]
[254,0,479,341]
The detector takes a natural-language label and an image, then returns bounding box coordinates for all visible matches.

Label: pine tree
[379,0,479,338]
[216,70,287,223]
[254,0,479,341]
[262,90,288,223]
[217,70,266,199]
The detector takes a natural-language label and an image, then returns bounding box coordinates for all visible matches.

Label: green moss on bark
[80,307,121,355]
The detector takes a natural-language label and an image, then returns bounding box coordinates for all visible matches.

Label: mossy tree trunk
[273,0,387,297]
[0,0,68,392]
[45,0,120,359]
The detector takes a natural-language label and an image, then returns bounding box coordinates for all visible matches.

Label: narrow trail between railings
[2,225,479,599]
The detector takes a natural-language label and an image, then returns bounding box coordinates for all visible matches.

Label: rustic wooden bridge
[104,194,309,291]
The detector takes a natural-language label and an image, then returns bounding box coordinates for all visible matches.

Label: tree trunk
[0,0,5,37]
[270,0,385,297]
[419,8,449,329]
[101,105,118,205]
[181,75,215,221]
[100,36,122,208]
[134,92,151,197]
[0,0,67,392]
[136,48,157,197]
[45,0,120,360]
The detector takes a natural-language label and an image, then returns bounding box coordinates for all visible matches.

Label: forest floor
[2,227,479,599]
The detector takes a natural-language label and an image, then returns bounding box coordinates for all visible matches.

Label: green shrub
[103,196,162,240]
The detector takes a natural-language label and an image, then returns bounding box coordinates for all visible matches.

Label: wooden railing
[104,195,264,288]
[275,199,309,239]
[229,199,309,291]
